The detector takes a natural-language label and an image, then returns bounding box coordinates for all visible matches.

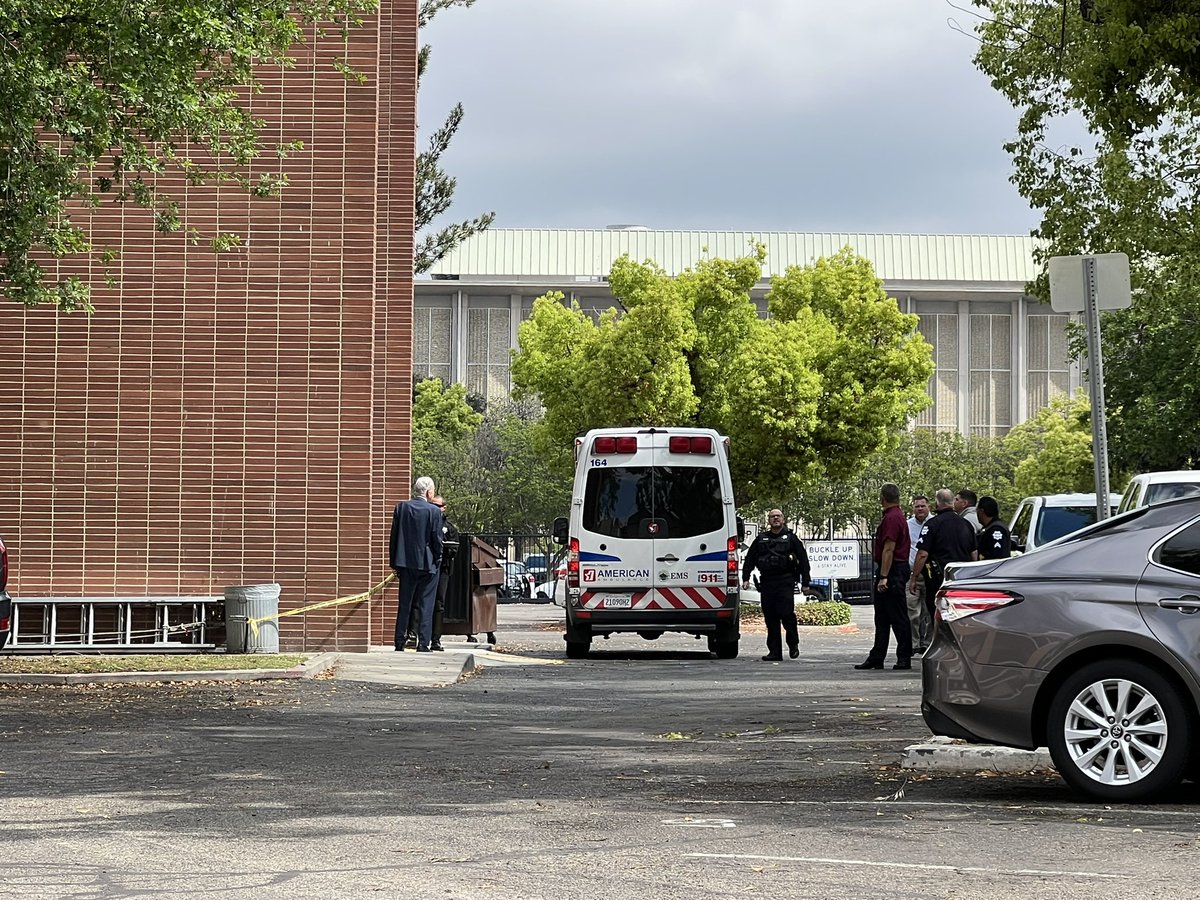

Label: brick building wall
[0,0,418,651]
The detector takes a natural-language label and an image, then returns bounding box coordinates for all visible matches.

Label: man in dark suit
[389,475,444,652]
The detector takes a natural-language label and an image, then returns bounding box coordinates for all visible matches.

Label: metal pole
[1082,256,1111,520]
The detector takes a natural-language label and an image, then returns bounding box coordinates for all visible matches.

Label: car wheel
[565,640,591,659]
[707,634,739,659]
[1047,660,1191,802]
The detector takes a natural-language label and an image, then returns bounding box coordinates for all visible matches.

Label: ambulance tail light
[726,536,739,586]
[567,537,580,588]
[668,436,714,454]
[593,436,637,454]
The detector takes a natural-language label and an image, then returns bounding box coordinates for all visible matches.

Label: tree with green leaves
[512,248,935,506]
[1001,392,1099,497]
[414,0,494,273]
[0,0,376,311]
[974,0,1200,472]
[785,430,1021,537]
[411,379,569,532]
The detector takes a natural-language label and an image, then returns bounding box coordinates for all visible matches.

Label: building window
[413,306,453,386]
[915,313,959,430]
[1027,313,1071,418]
[467,306,511,404]
[969,314,1012,436]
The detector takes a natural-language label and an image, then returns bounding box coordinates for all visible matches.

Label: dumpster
[441,535,501,642]
[224,583,281,653]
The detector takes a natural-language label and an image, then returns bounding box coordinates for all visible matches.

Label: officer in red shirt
[855,483,914,670]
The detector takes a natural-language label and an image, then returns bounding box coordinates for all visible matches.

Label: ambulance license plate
[599,594,632,608]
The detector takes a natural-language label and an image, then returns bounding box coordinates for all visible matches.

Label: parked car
[1008,492,1120,554]
[535,562,568,605]
[524,553,550,580]
[1117,470,1200,515]
[0,533,10,651]
[498,561,535,603]
[923,496,1200,802]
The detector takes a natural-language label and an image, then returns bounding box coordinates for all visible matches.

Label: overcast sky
[417,0,1037,236]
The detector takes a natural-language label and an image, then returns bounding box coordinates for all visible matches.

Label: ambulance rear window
[583,466,724,539]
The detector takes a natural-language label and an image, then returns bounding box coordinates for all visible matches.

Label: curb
[299,652,341,679]
[796,623,859,635]
[0,667,302,685]
[902,736,1054,773]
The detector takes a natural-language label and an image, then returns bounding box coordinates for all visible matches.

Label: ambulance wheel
[708,635,739,659]
[565,640,591,659]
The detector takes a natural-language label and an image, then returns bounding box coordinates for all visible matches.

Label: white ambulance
[551,427,742,659]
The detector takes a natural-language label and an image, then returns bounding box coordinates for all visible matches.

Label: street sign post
[1048,252,1132,521]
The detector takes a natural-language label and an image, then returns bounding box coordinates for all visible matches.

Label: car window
[1035,506,1102,546]
[1146,482,1200,506]
[1155,520,1200,577]
[1010,502,1033,546]
[1118,481,1139,514]
[583,465,724,539]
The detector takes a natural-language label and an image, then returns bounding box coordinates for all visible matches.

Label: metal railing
[5,596,224,653]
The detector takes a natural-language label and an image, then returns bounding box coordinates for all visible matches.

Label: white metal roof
[427,229,1040,284]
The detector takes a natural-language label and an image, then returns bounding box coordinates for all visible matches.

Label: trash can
[224,583,281,653]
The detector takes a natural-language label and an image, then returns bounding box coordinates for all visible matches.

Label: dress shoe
[430,643,445,652]
[415,646,432,653]
[854,660,884,670]
[893,661,912,670]
[788,645,800,659]
[761,654,783,661]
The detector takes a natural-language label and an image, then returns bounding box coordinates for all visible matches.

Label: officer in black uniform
[976,496,1012,560]
[909,488,978,624]
[742,509,812,662]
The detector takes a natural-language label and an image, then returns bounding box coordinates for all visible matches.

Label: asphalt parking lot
[2,605,1199,899]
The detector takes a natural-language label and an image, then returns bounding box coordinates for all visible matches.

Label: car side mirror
[736,516,746,543]
[552,516,569,545]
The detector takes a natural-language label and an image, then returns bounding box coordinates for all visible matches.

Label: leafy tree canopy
[784,430,1021,537]
[0,0,376,311]
[1003,392,1097,496]
[974,1,1200,472]
[411,379,568,532]
[512,248,934,506]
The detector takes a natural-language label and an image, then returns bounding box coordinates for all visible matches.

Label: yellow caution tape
[248,572,396,638]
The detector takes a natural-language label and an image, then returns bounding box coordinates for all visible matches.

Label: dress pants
[760,580,799,658]
[906,577,930,650]
[866,562,912,664]
[395,566,439,650]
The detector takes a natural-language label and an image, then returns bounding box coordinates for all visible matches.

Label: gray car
[923,497,1200,802]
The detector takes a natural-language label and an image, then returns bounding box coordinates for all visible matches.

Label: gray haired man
[388,476,444,651]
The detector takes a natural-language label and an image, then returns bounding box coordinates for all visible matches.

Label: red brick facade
[0,1,418,651]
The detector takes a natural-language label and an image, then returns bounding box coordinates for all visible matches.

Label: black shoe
[854,660,884,670]
[893,661,912,670]
[466,635,478,643]
[788,645,800,659]
[431,643,445,652]
[761,654,783,661]
[404,634,417,648]
[393,646,407,652]
[415,646,432,653]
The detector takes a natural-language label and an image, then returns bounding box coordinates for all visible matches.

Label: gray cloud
[418,0,1035,235]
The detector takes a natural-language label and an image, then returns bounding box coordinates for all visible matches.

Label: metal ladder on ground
[5,596,224,652]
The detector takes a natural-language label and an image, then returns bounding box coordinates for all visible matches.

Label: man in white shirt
[906,495,931,654]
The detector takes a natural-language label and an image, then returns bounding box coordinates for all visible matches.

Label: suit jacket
[388,499,444,573]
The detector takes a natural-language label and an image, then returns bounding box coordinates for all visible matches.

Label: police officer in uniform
[742,509,812,661]
[975,496,1012,560]
[909,488,978,625]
